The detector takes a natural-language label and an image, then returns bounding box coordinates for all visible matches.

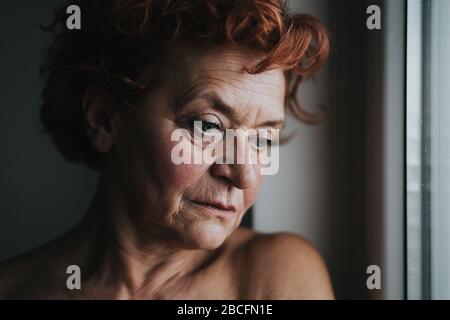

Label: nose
[210,162,258,190]
[209,128,259,189]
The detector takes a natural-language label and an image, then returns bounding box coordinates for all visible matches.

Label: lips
[190,199,236,212]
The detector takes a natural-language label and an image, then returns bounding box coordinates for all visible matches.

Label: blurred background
[255,0,405,300]
[3,0,447,300]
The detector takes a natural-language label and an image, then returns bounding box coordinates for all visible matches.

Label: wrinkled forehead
[169,44,286,125]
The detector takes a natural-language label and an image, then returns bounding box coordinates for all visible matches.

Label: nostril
[211,162,257,190]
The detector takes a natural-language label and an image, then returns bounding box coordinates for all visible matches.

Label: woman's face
[110,44,286,250]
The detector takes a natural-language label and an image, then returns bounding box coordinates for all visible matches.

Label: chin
[185,221,232,250]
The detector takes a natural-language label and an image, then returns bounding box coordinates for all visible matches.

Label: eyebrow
[174,85,285,129]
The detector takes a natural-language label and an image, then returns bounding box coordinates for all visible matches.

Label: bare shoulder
[0,241,68,299]
[238,231,334,300]
[0,254,40,299]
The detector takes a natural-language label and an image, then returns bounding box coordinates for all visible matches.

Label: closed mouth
[190,200,236,212]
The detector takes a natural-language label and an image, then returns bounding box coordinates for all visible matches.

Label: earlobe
[91,126,114,154]
[82,88,116,154]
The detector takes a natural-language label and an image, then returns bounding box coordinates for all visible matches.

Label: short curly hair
[40,0,329,170]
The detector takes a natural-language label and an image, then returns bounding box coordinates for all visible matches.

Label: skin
[0,44,334,300]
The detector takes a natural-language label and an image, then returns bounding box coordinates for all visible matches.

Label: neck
[69,169,212,299]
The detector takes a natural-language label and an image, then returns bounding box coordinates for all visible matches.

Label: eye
[197,120,222,134]
[189,114,224,135]
[251,129,279,151]
[251,137,273,151]
[256,137,273,149]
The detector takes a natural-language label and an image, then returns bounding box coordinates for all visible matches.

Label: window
[407,0,450,300]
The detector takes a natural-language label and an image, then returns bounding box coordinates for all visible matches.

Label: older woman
[0,0,333,299]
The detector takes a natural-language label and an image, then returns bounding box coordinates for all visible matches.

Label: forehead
[171,44,286,124]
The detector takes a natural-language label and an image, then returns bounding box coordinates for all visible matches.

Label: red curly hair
[40,0,329,169]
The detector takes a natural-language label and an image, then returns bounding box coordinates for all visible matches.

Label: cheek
[157,137,208,192]
[164,163,206,192]
[117,114,208,200]
[243,173,264,209]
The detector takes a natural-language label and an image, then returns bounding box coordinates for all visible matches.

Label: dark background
[0,0,99,262]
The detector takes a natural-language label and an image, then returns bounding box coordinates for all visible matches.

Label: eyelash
[181,115,274,148]
[199,120,223,133]
[186,117,224,134]
[257,137,273,148]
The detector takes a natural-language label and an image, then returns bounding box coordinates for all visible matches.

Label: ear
[82,87,118,154]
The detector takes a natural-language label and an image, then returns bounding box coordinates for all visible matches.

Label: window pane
[407,0,424,300]
[429,0,450,300]
[408,0,450,300]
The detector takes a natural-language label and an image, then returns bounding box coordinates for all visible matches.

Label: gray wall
[256,0,405,299]
[256,0,373,299]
